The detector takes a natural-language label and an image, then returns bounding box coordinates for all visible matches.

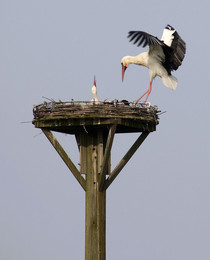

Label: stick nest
[33,100,160,123]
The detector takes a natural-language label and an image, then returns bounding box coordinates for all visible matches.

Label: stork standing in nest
[121,24,186,103]
[91,76,99,103]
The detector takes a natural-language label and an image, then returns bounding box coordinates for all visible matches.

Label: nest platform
[33,100,160,134]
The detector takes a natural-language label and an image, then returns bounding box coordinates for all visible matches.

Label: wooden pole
[79,130,109,260]
[41,126,150,260]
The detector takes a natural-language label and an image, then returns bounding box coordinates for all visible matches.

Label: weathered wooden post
[33,100,160,260]
[80,129,108,260]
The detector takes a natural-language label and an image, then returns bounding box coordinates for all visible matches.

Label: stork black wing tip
[127,31,134,37]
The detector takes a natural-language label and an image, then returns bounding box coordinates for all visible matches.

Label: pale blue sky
[1,0,210,259]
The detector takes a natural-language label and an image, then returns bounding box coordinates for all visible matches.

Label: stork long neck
[126,52,149,67]
[92,85,99,101]
[93,92,98,101]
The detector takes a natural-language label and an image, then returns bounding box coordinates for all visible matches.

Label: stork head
[93,75,96,87]
[121,56,130,82]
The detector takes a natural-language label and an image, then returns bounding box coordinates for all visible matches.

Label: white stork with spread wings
[121,24,186,103]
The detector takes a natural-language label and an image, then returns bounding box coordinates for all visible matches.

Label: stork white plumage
[91,76,99,102]
[121,24,186,103]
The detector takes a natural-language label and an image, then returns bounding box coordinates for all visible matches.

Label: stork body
[121,25,186,103]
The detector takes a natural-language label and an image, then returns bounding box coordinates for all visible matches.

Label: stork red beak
[122,64,127,82]
[94,75,96,86]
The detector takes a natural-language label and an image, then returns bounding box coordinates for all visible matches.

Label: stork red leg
[136,82,152,104]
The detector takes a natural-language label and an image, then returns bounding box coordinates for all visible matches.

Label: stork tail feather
[162,75,178,90]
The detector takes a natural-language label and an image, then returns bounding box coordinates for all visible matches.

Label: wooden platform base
[32,100,160,260]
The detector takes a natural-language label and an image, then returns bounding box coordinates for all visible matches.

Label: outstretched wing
[127,31,164,48]
[161,25,186,72]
